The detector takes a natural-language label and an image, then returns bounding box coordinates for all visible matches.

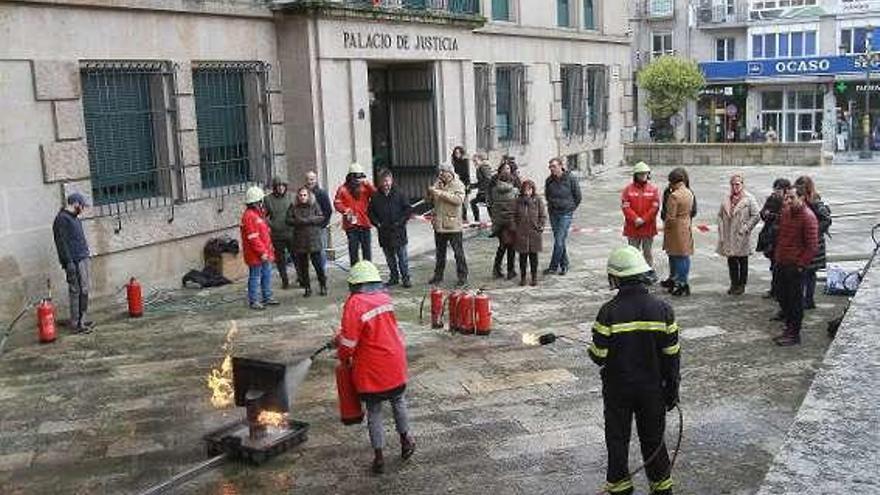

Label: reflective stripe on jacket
[621,181,660,238]
[588,284,680,389]
[334,182,377,231]
[240,207,275,267]
[336,289,408,394]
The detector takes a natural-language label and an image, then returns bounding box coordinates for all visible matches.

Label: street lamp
[857,27,880,159]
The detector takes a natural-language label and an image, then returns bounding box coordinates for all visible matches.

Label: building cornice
[273,1,486,28]
[6,0,274,19]
[475,24,631,45]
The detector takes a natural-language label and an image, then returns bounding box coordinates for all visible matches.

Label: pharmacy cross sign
[836,81,848,93]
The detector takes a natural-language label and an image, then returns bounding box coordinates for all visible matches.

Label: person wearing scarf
[716,174,761,295]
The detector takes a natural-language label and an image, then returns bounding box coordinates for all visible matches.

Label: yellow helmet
[607,245,652,278]
[347,261,382,285]
[245,186,265,204]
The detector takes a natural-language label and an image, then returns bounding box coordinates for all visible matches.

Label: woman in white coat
[717,173,761,295]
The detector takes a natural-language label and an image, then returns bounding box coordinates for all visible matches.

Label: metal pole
[861,28,874,159]
[137,453,228,495]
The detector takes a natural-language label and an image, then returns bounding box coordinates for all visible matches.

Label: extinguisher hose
[0,299,37,356]
[594,404,683,495]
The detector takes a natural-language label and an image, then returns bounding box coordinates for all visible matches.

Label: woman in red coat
[240,186,278,310]
[335,260,414,474]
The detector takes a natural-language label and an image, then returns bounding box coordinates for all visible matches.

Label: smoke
[284,358,314,408]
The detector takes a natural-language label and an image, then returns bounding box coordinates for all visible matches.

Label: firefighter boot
[371,448,384,475]
[401,433,416,460]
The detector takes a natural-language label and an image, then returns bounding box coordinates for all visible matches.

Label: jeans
[433,232,468,282]
[627,237,654,267]
[778,265,805,333]
[364,391,411,450]
[247,261,273,304]
[382,245,410,283]
[549,212,573,271]
[64,259,90,327]
[727,256,749,287]
[668,255,691,285]
[802,268,817,307]
[346,228,372,266]
[318,228,329,270]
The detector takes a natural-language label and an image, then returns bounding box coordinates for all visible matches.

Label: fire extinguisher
[447,290,462,332]
[126,277,144,318]
[37,279,56,344]
[430,287,445,329]
[457,291,476,334]
[474,290,492,335]
[335,361,364,425]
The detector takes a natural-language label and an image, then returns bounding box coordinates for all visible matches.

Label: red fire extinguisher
[474,290,492,335]
[447,290,462,332]
[37,279,56,344]
[126,277,144,318]
[430,287,445,329]
[335,361,364,425]
[457,291,476,334]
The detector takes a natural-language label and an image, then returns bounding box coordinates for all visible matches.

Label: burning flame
[522,332,540,346]
[256,410,288,427]
[207,322,238,408]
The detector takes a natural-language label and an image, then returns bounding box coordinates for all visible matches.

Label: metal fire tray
[204,418,309,465]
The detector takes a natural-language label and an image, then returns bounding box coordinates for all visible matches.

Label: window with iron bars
[561,64,586,136]
[586,65,608,132]
[192,62,271,194]
[81,61,181,214]
[495,64,529,145]
[474,63,493,150]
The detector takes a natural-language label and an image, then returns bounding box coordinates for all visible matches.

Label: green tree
[638,56,705,141]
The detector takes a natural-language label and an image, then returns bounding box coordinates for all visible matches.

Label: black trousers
[494,241,516,274]
[518,252,538,278]
[604,383,671,494]
[271,237,297,285]
[433,232,468,282]
[727,256,748,287]
[778,264,805,333]
[470,192,486,223]
[295,252,326,289]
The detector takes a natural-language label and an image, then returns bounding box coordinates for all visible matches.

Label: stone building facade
[0,0,632,318]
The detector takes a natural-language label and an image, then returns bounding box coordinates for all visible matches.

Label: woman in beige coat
[717,174,761,295]
[663,168,695,296]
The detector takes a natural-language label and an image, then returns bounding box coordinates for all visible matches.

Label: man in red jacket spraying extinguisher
[336,260,415,474]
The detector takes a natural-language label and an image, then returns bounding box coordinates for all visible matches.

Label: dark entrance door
[368,64,438,201]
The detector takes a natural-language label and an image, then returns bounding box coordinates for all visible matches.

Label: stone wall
[756,255,880,494]
[623,143,825,167]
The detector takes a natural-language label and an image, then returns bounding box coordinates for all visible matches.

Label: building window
[649,0,673,17]
[840,28,871,54]
[652,32,674,58]
[558,0,572,27]
[492,0,511,21]
[752,0,815,10]
[561,65,586,135]
[760,89,822,142]
[495,64,529,144]
[751,30,816,59]
[716,38,736,61]
[81,61,177,208]
[586,65,608,131]
[584,0,595,29]
[474,63,493,150]
[193,64,269,190]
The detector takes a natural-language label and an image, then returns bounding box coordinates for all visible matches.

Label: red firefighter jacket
[240,207,275,267]
[621,181,660,238]
[334,182,377,231]
[774,203,819,268]
[336,288,408,394]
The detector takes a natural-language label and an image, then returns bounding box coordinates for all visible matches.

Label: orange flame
[256,410,288,427]
[207,323,238,408]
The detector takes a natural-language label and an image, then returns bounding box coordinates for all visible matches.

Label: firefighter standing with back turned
[589,246,680,495]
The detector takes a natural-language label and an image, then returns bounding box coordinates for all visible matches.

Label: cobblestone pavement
[1,165,877,495]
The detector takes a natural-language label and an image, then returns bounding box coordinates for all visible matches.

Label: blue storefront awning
[700,55,880,82]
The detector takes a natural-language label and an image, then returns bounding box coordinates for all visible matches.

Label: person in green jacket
[264,176,298,289]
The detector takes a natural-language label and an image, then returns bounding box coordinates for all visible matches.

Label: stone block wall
[623,143,824,167]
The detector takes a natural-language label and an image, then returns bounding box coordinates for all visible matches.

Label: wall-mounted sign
[343,31,459,52]
[701,55,880,81]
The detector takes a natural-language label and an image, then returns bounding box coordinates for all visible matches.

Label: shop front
[833,79,880,152]
[696,84,748,143]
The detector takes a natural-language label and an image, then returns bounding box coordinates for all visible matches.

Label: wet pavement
[1,164,877,495]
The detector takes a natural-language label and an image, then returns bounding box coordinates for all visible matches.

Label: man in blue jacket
[52,193,92,333]
[544,158,582,275]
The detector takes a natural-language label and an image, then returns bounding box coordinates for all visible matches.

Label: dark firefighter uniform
[589,280,680,495]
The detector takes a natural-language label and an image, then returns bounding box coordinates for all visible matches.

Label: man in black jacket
[52,193,92,333]
[306,170,334,268]
[368,170,413,287]
[544,158,581,275]
[589,246,680,495]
